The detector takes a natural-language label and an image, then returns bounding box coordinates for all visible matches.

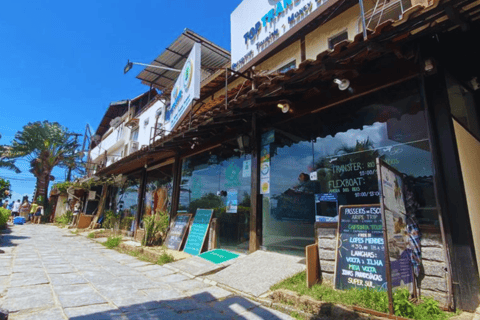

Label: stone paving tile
[161,297,207,313]
[170,279,211,293]
[45,265,77,274]
[157,273,190,283]
[190,286,234,303]
[179,308,232,319]
[123,307,179,320]
[9,272,49,287]
[135,264,166,273]
[142,267,176,278]
[235,306,295,320]
[210,296,261,317]
[49,273,89,286]
[125,261,152,268]
[12,265,43,273]
[111,295,163,313]
[1,285,54,312]
[8,307,65,320]
[142,288,185,301]
[54,284,107,308]
[0,268,12,276]
[64,304,123,320]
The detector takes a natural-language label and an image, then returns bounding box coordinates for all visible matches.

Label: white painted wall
[137,100,165,148]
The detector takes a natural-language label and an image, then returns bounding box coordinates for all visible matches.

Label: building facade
[89,0,480,311]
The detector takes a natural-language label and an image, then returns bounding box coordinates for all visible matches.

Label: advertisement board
[165,42,201,132]
[231,0,328,71]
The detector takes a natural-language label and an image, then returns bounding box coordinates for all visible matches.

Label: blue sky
[0,0,242,201]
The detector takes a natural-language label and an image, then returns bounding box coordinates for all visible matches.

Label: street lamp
[124,60,182,74]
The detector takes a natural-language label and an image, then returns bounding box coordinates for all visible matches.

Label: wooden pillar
[135,167,148,232]
[170,155,182,221]
[249,113,262,253]
[422,68,480,311]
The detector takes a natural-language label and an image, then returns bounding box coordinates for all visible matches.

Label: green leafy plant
[120,216,134,231]
[102,210,119,229]
[103,236,122,249]
[55,210,73,225]
[157,251,175,265]
[142,210,169,246]
[393,289,415,318]
[87,232,95,239]
[0,207,11,229]
[272,272,449,320]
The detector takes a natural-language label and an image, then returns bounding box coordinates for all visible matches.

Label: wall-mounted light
[277,100,292,113]
[333,78,350,91]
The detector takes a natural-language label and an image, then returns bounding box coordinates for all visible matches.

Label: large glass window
[112,178,140,231]
[263,80,439,255]
[141,165,173,223]
[179,147,251,253]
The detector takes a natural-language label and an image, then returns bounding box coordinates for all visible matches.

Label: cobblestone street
[0,224,293,320]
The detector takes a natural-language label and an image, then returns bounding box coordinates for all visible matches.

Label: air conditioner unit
[129,141,139,154]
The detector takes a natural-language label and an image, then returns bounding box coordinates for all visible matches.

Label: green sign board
[199,249,240,264]
[183,209,213,256]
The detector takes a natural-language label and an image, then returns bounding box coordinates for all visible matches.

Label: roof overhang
[136,29,231,95]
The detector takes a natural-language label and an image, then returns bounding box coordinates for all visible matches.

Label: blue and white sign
[166,42,201,132]
[231,0,327,70]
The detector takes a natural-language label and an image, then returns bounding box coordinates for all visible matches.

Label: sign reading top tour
[165,42,201,132]
[231,0,330,71]
[334,205,387,291]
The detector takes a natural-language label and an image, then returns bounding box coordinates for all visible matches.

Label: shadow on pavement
[69,291,291,320]
[0,228,30,248]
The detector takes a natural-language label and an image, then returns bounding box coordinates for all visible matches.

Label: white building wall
[137,100,165,147]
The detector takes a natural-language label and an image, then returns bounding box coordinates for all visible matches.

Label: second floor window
[131,128,139,142]
[328,31,348,50]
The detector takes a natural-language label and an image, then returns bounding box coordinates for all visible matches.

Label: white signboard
[231,0,326,71]
[165,42,201,132]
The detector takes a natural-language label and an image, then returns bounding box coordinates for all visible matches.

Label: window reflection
[180,148,251,252]
[264,81,439,255]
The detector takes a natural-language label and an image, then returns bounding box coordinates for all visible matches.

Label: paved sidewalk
[0,224,293,320]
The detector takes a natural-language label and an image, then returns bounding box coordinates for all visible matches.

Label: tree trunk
[43,173,50,208]
[90,184,108,228]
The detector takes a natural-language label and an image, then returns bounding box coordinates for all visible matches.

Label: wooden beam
[249,113,261,252]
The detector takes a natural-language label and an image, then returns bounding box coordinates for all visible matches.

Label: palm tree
[0,133,21,173]
[4,121,81,206]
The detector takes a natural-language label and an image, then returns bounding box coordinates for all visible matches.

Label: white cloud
[10,191,33,202]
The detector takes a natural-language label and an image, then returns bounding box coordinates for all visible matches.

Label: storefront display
[263,81,440,255]
[179,148,251,252]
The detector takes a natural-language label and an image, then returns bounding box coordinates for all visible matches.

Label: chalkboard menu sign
[334,204,387,291]
[164,214,192,251]
[183,209,214,256]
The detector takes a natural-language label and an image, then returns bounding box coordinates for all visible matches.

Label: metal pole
[225,68,229,110]
[131,62,182,72]
[359,0,368,40]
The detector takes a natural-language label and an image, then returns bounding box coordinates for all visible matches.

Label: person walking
[29,201,38,223]
[20,199,31,220]
[33,205,43,224]
[11,200,20,217]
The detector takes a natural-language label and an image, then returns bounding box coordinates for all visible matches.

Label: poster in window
[242,159,252,178]
[226,189,238,213]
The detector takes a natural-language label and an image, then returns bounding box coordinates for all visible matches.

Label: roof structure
[93,89,157,144]
[136,29,231,95]
[96,0,480,176]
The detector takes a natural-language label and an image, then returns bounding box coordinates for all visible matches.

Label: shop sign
[231,0,326,70]
[242,159,252,178]
[334,204,387,290]
[165,42,201,132]
[315,193,338,222]
[377,158,414,293]
[164,214,192,251]
[199,249,240,264]
[183,209,214,256]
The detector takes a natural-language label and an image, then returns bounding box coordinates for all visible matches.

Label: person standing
[11,200,20,218]
[20,199,31,220]
[2,200,9,209]
[30,201,38,223]
[33,205,43,224]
